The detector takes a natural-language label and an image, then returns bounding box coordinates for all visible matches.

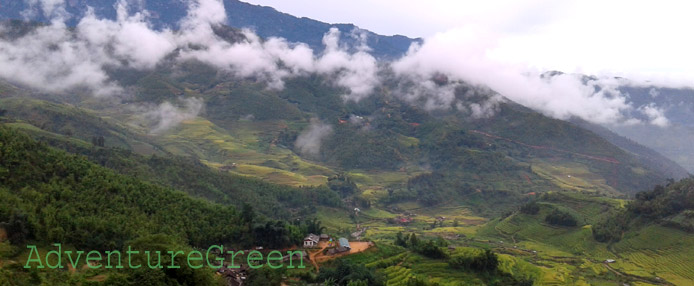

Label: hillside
[572,118,689,180]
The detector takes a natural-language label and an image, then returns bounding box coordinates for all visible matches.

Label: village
[213,232,373,286]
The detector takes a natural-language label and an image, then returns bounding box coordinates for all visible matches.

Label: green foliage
[630,181,694,218]
[449,249,499,273]
[328,174,360,197]
[57,141,342,218]
[544,209,578,227]
[519,201,540,215]
[304,217,326,235]
[318,259,384,286]
[395,233,448,260]
[0,127,294,250]
[592,211,630,243]
[246,266,286,286]
[594,178,694,242]
[0,211,32,245]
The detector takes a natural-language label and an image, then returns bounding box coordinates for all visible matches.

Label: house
[303,233,320,248]
[320,234,329,241]
[604,259,616,263]
[337,237,351,252]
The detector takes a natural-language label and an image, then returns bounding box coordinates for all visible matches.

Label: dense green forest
[0,126,332,285]
[593,178,694,242]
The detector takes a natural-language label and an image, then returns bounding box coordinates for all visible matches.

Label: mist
[139,97,204,134]
[294,119,333,157]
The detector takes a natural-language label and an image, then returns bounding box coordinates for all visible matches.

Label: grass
[611,225,694,285]
[531,160,618,195]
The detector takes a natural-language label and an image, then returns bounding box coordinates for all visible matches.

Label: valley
[1,1,693,285]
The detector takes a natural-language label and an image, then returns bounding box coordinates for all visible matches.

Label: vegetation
[593,179,694,242]
[519,201,540,215]
[544,209,578,227]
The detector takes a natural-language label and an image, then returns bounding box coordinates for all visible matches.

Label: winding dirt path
[308,241,330,271]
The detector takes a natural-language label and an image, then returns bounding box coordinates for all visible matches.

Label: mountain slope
[571,118,689,180]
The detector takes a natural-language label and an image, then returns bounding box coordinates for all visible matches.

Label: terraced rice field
[612,225,694,285]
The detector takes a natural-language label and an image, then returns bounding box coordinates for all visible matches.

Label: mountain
[223,0,421,59]
[543,72,694,173]
[571,118,690,180]
[0,0,420,59]
[611,86,694,172]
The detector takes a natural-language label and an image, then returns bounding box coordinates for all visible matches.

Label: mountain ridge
[0,0,421,59]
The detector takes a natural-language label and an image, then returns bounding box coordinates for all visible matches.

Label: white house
[303,233,320,248]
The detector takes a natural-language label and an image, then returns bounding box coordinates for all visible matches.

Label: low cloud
[0,21,122,96]
[638,103,669,127]
[140,97,204,134]
[0,0,381,99]
[315,28,379,102]
[391,27,668,126]
[0,0,678,128]
[294,119,333,156]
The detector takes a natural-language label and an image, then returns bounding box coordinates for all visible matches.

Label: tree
[305,217,326,234]
[1,211,32,245]
[91,135,105,147]
[450,249,498,272]
[519,201,540,215]
[242,203,255,228]
[395,231,407,247]
[328,174,360,197]
[544,209,577,227]
[409,233,419,248]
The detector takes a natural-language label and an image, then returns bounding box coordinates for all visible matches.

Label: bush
[449,249,499,272]
[519,201,540,215]
[544,209,577,227]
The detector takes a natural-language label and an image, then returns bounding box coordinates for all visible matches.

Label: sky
[244,0,694,83]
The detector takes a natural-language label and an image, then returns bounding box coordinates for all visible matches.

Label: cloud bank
[0,0,378,98]
[391,27,671,126]
[0,0,676,128]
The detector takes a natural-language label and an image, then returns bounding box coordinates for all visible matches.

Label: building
[303,233,319,248]
[320,234,329,241]
[337,237,351,252]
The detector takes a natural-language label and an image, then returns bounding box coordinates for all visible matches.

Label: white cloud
[141,97,204,134]
[294,119,333,156]
[391,27,668,125]
[315,28,379,101]
[638,103,670,127]
[0,21,122,96]
[22,0,69,22]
